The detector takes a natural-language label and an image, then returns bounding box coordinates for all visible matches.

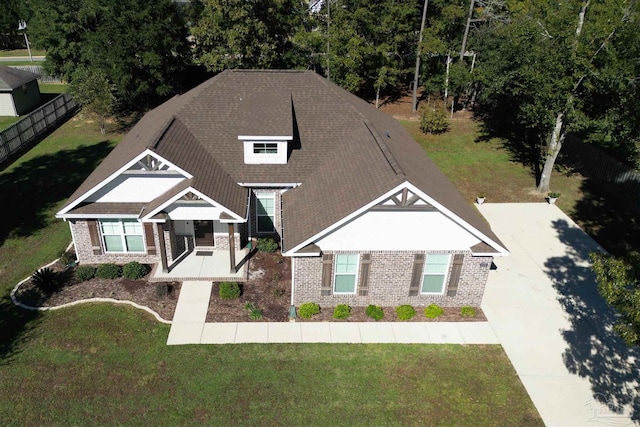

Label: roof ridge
[150,116,176,149]
[363,119,405,176]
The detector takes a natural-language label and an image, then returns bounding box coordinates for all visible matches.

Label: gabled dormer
[237,90,294,164]
[239,136,292,164]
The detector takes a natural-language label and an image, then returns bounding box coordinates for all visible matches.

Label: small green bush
[396,304,416,321]
[32,267,61,294]
[299,302,320,319]
[333,304,351,320]
[461,306,477,317]
[75,265,96,282]
[123,261,148,280]
[95,263,122,279]
[58,250,75,266]
[244,302,263,320]
[257,237,279,253]
[365,304,384,321]
[424,304,444,319]
[420,107,449,134]
[219,281,241,299]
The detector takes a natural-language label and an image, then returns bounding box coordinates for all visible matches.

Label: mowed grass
[0,48,47,57]
[0,116,21,130]
[0,111,543,425]
[0,306,541,426]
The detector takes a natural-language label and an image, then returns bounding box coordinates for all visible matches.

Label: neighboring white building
[0,66,41,117]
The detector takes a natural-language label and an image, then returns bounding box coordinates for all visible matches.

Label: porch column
[156,223,168,273]
[228,223,236,274]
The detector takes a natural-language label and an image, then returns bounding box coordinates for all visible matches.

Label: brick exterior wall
[213,232,242,250]
[71,220,161,265]
[250,189,283,241]
[293,251,492,308]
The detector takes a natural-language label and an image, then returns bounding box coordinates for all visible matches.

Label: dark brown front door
[194,220,214,246]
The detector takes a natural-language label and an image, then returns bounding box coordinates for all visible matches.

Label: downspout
[289,257,296,320]
[66,218,80,264]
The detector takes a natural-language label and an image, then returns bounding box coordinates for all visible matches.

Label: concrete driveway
[479,203,639,426]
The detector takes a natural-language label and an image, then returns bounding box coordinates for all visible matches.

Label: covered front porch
[151,247,251,282]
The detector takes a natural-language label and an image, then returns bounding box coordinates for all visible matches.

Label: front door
[193,220,214,246]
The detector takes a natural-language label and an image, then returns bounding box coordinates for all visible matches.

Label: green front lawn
[0,113,543,424]
[0,305,540,426]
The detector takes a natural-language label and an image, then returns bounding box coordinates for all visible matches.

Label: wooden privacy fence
[563,136,640,211]
[0,93,78,166]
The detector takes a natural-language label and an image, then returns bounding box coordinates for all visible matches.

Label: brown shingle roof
[58,69,505,254]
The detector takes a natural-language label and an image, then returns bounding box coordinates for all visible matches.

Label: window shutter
[321,254,333,296]
[144,223,156,255]
[358,253,371,296]
[87,220,102,255]
[446,254,464,297]
[409,253,425,296]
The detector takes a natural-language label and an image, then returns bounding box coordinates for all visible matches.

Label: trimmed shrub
[461,306,477,317]
[365,304,384,321]
[299,302,320,319]
[396,304,416,321]
[75,265,96,282]
[424,304,444,319]
[219,281,241,299]
[123,261,148,280]
[420,107,449,134]
[257,237,278,253]
[95,263,122,279]
[32,267,61,294]
[333,304,351,320]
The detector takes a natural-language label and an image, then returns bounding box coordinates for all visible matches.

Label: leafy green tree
[69,66,116,134]
[591,252,640,347]
[475,0,640,192]
[29,0,190,114]
[0,0,31,49]
[192,0,307,72]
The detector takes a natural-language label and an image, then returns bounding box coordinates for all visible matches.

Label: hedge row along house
[56,70,508,309]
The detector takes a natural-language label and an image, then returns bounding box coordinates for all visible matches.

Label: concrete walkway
[478,203,639,427]
[167,282,499,345]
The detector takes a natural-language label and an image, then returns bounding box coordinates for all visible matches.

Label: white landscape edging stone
[9,244,172,325]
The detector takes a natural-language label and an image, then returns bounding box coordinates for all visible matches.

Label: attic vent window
[253,142,278,154]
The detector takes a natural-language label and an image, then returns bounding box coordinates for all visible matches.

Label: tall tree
[475,0,640,192]
[0,0,31,49]
[30,0,190,114]
[192,0,306,72]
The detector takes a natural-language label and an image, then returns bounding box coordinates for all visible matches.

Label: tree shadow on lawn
[543,218,640,422]
[0,295,40,364]
[0,141,114,247]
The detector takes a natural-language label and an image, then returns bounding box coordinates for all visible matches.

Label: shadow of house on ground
[544,218,640,422]
[0,141,114,247]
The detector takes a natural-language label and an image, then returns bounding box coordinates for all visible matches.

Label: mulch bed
[14,251,486,324]
[13,260,180,322]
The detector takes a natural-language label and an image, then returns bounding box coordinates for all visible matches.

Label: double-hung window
[100,219,144,253]
[253,142,278,154]
[256,193,275,233]
[421,254,450,294]
[334,254,359,294]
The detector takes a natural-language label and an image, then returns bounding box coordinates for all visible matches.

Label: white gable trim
[57,150,193,216]
[284,181,508,257]
[141,187,245,222]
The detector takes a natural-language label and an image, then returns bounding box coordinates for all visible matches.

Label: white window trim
[333,253,359,295]
[420,254,451,295]
[255,192,276,234]
[100,219,145,253]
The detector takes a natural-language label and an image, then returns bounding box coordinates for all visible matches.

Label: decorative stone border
[9,242,172,325]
